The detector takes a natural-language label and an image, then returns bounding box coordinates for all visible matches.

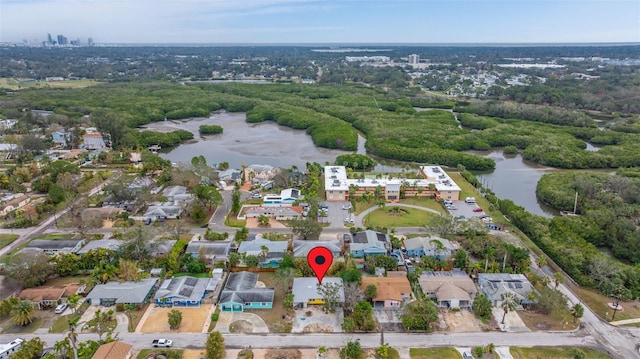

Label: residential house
[153,276,212,307]
[0,195,31,217]
[219,272,274,312]
[238,238,287,268]
[244,206,303,220]
[78,239,121,255]
[18,283,86,309]
[419,270,478,309]
[143,203,182,221]
[185,241,231,264]
[404,236,459,259]
[92,341,132,359]
[150,239,176,256]
[477,273,536,307]
[349,230,389,258]
[162,186,192,204]
[218,168,242,185]
[85,278,158,306]
[292,277,344,308]
[0,119,18,131]
[130,152,142,165]
[25,239,85,255]
[245,164,278,185]
[360,274,412,309]
[52,130,71,147]
[83,133,106,150]
[293,240,342,258]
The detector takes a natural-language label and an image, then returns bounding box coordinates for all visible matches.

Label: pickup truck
[152,339,173,347]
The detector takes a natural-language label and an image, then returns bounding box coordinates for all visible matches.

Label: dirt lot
[138,304,213,333]
[439,309,484,332]
[245,218,287,229]
[222,349,381,359]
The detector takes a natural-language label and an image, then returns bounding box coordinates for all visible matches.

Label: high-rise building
[88,37,94,46]
[47,33,53,44]
[56,34,68,46]
[408,54,420,65]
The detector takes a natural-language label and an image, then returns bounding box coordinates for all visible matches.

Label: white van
[465,197,476,204]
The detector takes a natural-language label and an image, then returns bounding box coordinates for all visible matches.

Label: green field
[364,206,440,227]
[410,347,462,359]
[510,347,611,359]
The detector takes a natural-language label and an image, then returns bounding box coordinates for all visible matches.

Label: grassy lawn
[0,234,19,250]
[410,347,462,359]
[243,272,291,333]
[50,313,78,333]
[1,317,43,334]
[32,234,77,240]
[571,286,640,323]
[518,310,579,331]
[401,197,447,213]
[353,201,377,216]
[45,275,92,287]
[136,349,184,359]
[510,347,611,359]
[0,78,99,90]
[364,206,439,227]
[225,216,246,228]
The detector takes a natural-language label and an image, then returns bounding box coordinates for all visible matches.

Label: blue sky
[1,0,639,44]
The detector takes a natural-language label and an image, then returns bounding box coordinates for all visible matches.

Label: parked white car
[54,303,68,314]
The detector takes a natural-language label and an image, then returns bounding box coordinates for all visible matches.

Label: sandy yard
[245,218,288,229]
[441,309,483,332]
[138,304,213,333]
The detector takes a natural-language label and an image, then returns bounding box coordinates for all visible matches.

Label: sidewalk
[610,317,640,326]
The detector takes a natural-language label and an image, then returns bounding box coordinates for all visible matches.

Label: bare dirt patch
[182,349,207,359]
[518,309,578,331]
[229,320,254,333]
[265,349,302,359]
[139,304,212,333]
[441,309,483,332]
[245,218,288,229]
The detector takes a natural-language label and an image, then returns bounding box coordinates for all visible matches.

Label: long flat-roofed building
[324,165,461,202]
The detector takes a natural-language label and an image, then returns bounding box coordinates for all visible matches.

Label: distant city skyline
[1,0,639,44]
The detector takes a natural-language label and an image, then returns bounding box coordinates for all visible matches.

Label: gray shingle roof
[293,240,342,258]
[78,239,121,254]
[292,277,344,303]
[27,239,82,250]
[220,271,274,304]
[86,278,157,304]
[154,276,210,302]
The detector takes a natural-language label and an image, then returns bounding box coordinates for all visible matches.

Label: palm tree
[260,245,269,263]
[11,300,35,326]
[500,292,519,324]
[66,294,81,313]
[570,303,584,323]
[68,326,79,359]
[553,272,564,289]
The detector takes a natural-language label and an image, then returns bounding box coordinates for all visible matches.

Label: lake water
[143,112,350,169]
[469,150,559,217]
[150,113,563,217]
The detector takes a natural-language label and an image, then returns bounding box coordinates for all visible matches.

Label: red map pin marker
[307,246,333,284]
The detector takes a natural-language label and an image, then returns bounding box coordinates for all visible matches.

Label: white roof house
[86,278,158,305]
[292,277,344,308]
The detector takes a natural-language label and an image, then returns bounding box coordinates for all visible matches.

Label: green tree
[340,339,363,359]
[501,292,519,324]
[353,300,376,331]
[453,248,469,270]
[231,184,241,214]
[554,272,564,289]
[206,331,225,359]
[341,268,362,285]
[570,303,584,323]
[364,284,378,302]
[4,252,53,288]
[168,309,183,330]
[401,300,438,331]
[245,255,259,268]
[289,218,323,240]
[67,294,81,314]
[472,294,493,319]
[228,252,239,267]
[11,300,36,326]
[341,317,356,332]
[12,337,44,359]
[317,282,341,313]
[0,296,20,317]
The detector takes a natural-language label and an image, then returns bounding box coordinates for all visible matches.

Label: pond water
[142,112,350,170]
[468,150,560,217]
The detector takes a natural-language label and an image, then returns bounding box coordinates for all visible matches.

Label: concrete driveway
[492,307,530,333]
[292,306,343,333]
[214,311,269,334]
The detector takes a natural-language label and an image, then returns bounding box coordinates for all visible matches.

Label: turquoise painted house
[219,272,274,312]
[350,230,390,258]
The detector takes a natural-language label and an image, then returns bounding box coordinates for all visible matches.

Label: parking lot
[322,201,352,229]
[446,199,492,224]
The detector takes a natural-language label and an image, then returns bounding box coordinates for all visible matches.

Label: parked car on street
[152,339,173,348]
